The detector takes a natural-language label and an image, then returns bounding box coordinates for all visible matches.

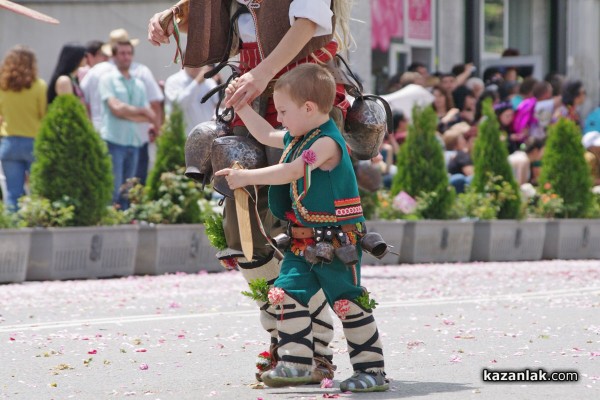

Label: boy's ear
[305,101,317,113]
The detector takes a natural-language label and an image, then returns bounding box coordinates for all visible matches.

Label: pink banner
[408,0,432,41]
[371,0,404,51]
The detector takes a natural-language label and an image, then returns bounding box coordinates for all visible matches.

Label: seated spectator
[443,122,473,193]
[582,131,600,186]
[545,72,564,98]
[407,61,429,80]
[513,81,555,143]
[386,111,409,156]
[498,80,520,103]
[466,77,485,100]
[432,85,461,133]
[585,105,600,134]
[475,88,500,123]
[494,101,517,153]
[556,80,586,128]
[508,137,545,185]
[511,76,537,109]
[453,85,477,125]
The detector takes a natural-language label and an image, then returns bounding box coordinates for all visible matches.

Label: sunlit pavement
[1,260,599,400]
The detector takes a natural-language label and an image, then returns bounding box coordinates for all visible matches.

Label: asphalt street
[1,260,599,400]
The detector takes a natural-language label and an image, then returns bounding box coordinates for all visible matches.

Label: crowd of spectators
[373,50,600,195]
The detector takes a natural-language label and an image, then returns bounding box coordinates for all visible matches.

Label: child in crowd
[215,63,388,392]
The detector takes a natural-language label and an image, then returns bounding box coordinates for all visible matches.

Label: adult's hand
[224,69,270,110]
[148,9,173,46]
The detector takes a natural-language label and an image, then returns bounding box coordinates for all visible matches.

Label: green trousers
[275,250,364,306]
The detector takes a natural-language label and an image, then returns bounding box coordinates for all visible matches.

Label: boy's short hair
[274,63,335,114]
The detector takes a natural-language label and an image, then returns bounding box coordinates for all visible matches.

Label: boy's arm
[215,136,341,188]
[235,105,286,149]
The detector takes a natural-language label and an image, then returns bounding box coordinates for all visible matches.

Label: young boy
[216,63,389,392]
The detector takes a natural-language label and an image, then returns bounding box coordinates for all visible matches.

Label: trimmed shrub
[471,99,521,219]
[146,104,186,200]
[391,106,454,219]
[538,118,593,217]
[30,95,112,226]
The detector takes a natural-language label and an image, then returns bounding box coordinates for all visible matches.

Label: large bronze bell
[343,96,389,160]
[184,120,231,186]
[211,136,268,198]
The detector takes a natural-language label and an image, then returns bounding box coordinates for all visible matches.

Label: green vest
[268,118,365,228]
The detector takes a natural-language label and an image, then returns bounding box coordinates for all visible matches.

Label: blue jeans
[135,142,149,185]
[449,173,473,194]
[0,136,34,209]
[106,141,140,210]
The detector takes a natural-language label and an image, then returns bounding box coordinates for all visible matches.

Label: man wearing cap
[98,40,156,209]
[81,28,164,185]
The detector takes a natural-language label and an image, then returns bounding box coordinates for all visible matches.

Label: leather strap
[290,224,359,239]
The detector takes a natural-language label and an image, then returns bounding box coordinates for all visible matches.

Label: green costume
[262,118,387,391]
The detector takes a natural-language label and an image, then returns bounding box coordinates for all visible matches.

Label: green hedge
[30,95,112,226]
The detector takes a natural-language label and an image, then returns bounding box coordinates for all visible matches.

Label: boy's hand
[225,78,250,111]
[225,70,270,109]
[215,168,246,190]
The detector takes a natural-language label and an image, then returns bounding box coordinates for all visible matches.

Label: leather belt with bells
[289,224,361,239]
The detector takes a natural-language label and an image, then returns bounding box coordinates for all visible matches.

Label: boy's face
[274,89,311,137]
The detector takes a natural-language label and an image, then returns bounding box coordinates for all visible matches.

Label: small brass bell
[304,244,320,265]
[315,241,335,263]
[335,244,359,266]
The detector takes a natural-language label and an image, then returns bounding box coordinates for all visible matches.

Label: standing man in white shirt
[164,65,219,135]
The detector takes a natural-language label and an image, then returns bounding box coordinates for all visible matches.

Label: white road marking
[1,286,598,333]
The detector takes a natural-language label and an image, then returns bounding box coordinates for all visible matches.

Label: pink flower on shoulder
[268,287,285,305]
[301,149,317,165]
[333,299,351,320]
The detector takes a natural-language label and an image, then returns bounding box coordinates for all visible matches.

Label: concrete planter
[0,228,33,284]
[135,224,221,275]
[363,220,405,265]
[400,220,474,263]
[471,220,547,262]
[27,226,138,281]
[543,219,600,260]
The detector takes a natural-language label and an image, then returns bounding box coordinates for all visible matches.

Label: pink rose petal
[320,378,333,388]
[139,363,149,370]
